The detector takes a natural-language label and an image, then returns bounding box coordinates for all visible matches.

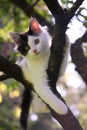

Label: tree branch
[43,0,68,31]
[0,74,11,81]
[0,55,32,89]
[67,0,84,23]
[71,31,87,85]
[81,30,87,42]
[43,0,68,85]
[43,0,64,16]
[51,108,83,130]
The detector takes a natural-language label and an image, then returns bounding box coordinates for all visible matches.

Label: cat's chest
[21,57,48,87]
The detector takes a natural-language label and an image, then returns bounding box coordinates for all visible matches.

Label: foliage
[0,0,50,40]
[0,81,20,130]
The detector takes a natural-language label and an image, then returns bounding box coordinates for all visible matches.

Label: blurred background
[0,0,87,130]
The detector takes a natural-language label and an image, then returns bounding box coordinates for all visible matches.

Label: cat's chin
[28,52,40,57]
[33,52,39,55]
[29,49,41,55]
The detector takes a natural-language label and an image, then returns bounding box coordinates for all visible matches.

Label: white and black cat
[10,18,69,130]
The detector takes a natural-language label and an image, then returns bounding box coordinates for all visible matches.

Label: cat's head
[9,18,51,57]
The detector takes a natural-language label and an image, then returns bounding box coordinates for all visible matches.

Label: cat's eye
[35,39,40,45]
[25,45,30,51]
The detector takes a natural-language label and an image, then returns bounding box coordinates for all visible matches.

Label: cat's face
[10,18,51,57]
[28,35,48,55]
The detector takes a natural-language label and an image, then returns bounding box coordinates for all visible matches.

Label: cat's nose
[33,49,38,54]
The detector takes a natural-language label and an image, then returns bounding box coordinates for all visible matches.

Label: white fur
[20,29,68,115]
[22,55,67,114]
[31,92,49,113]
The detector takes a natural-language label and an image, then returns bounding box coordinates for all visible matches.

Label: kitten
[10,18,68,115]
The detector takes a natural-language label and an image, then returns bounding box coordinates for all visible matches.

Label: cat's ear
[29,18,41,34]
[9,32,21,46]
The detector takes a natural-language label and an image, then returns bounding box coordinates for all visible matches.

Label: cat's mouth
[33,49,38,54]
[28,48,42,57]
[29,49,39,56]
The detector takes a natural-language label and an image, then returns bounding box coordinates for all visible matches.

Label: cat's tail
[20,88,32,130]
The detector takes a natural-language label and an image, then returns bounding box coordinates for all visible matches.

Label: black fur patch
[17,28,37,56]
[17,33,30,56]
[28,28,34,35]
